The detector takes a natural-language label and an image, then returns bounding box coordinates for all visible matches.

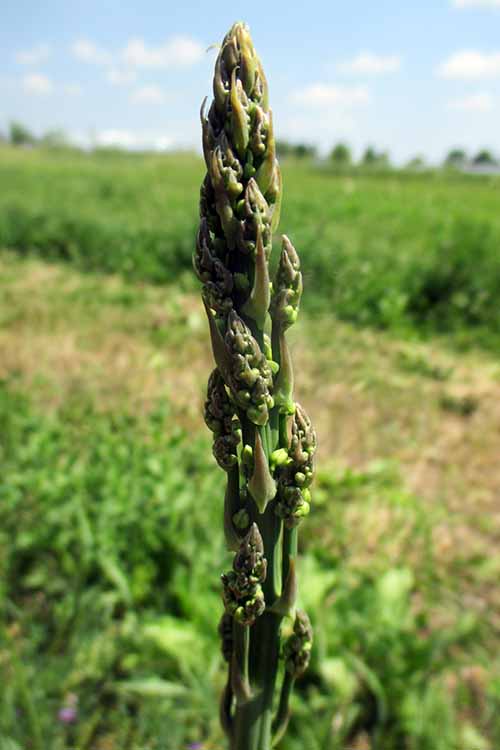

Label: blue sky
[1,0,500,162]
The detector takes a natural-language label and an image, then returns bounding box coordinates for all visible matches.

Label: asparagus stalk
[194,22,316,749]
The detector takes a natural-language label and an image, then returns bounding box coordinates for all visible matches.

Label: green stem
[282,526,298,588]
[278,413,288,451]
[220,665,234,737]
[269,394,280,450]
[261,422,270,458]
[232,623,251,703]
[231,611,282,750]
[271,671,295,747]
[224,464,243,550]
[232,404,283,749]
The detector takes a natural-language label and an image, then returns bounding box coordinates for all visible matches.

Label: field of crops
[1,145,500,750]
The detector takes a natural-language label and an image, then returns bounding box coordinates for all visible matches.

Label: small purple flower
[187,744,203,750]
[58,706,77,724]
[58,694,78,725]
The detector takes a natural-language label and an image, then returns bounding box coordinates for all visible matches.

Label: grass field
[1,147,500,750]
[1,146,500,346]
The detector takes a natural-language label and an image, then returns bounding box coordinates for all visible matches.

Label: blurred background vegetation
[1,136,500,750]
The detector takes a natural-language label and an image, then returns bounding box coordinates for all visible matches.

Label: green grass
[1,381,498,750]
[1,146,499,747]
[1,253,500,750]
[1,146,500,349]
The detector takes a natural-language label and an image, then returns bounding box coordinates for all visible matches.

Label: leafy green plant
[0,386,224,749]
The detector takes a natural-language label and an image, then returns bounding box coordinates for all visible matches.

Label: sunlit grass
[1,146,500,348]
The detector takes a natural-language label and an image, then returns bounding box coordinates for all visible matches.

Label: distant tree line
[3,121,69,149]
[2,121,498,171]
[327,143,498,171]
[329,143,393,170]
[276,138,498,172]
[275,140,318,159]
[276,140,397,169]
[443,148,498,170]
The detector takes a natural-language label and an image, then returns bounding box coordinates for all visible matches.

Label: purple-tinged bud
[225,311,274,425]
[284,610,313,677]
[222,524,267,626]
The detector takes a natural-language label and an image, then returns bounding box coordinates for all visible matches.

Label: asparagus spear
[194,22,316,750]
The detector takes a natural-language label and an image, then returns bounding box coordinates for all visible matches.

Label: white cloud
[292,84,370,107]
[72,39,112,65]
[337,52,401,75]
[131,85,166,103]
[122,36,204,68]
[92,129,173,151]
[15,43,51,65]
[106,69,137,86]
[22,73,53,95]
[452,0,500,7]
[449,92,495,111]
[20,75,81,97]
[438,50,500,79]
[72,35,204,71]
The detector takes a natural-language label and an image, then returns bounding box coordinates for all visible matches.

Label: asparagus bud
[222,523,267,626]
[270,235,302,414]
[276,404,317,527]
[290,403,316,479]
[283,610,313,678]
[225,310,274,426]
[204,369,241,470]
[198,21,280,338]
[271,235,303,330]
[194,218,234,315]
